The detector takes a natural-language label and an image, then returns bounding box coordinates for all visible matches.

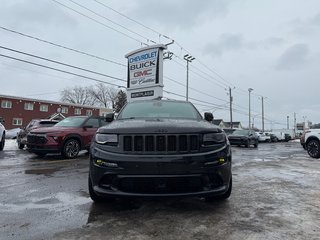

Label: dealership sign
[125,44,167,102]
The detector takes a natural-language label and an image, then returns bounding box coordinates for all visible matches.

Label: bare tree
[114,90,127,113]
[60,86,95,106]
[90,83,118,109]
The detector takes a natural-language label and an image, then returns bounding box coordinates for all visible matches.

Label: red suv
[27,116,108,158]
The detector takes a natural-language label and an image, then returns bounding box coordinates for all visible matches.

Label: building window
[12,118,23,126]
[61,107,68,114]
[86,110,92,116]
[1,100,12,108]
[40,104,48,112]
[24,102,34,111]
[74,108,81,115]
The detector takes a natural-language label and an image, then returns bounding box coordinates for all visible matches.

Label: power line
[88,1,238,90]
[51,0,145,45]
[84,1,272,103]
[0,26,126,67]
[170,58,227,90]
[164,76,229,104]
[0,26,245,110]
[0,61,75,82]
[67,0,157,44]
[0,45,126,83]
[0,53,126,88]
[93,0,169,39]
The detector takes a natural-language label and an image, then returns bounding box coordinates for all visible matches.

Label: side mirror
[204,112,213,122]
[105,113,115,122]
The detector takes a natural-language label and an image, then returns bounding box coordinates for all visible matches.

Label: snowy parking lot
[0,140,319,240]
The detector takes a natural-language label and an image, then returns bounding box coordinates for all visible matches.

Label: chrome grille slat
[122,134,200,153]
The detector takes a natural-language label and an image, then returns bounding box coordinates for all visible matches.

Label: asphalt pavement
[0,140,319,240]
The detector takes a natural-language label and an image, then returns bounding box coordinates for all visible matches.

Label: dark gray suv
[89,100,232,202]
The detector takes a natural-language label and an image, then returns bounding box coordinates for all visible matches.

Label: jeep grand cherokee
[89,100,232,202]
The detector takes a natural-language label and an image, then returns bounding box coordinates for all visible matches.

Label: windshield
[118,101,202,120]
[54,117,86,127]
[231,130,250,136]
[39,121,58,127]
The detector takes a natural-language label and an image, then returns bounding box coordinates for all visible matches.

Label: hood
[98,118,221,134]
[29,126,79,134]
[228,135,248,139]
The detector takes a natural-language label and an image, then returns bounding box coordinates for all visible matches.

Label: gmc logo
[134,69,152,77]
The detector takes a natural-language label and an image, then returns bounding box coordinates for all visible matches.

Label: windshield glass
[39,121,58,127]
[54,117,86,127]
[118,101,202,120]
[231,130,250,136]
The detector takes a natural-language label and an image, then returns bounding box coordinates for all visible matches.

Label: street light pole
[229,87,233,129]
[184,54,195,101]
[261,96,265,132]
[248,88,253,130]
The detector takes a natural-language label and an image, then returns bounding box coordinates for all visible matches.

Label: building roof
[213,119,223,126]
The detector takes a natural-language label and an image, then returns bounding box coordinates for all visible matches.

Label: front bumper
[89,145,232,198]
[228,138,247,145]
[27,144,61,154]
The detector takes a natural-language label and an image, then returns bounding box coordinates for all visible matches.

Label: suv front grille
[27,134,47,144]
[122,134,200,153]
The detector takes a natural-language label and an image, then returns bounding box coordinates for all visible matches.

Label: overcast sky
[1,0,320,129]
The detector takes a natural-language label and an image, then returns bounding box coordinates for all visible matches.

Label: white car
[304,129,320,158]
[257,132,271,142]
[0,120,5,151]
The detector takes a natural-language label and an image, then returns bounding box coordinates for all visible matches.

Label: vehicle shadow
[87,197,231,224]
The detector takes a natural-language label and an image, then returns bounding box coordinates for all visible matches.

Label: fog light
[218,158,225,164]
[94,159,118,168]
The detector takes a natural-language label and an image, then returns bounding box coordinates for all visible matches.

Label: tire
[306,139,320,159]
[205,177,232,202]
[0,133,5,151]
[88,176,114,203]
[254,141,258,148]
[62,139,80,159]
[246,140,250,148]
[17,138,25,149]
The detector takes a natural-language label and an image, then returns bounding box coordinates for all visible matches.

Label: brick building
[0,94,108,129]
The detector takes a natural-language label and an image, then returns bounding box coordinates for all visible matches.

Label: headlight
[203,133,226,145]
[95,133,118,145]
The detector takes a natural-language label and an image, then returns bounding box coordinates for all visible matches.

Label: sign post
[125,44,167,102]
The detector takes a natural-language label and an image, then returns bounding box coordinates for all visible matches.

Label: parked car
[17,119,59,149]
[304,129,320,158]
[300,132,306,149]
[5,128,20,139]
[27,116,108,158]
[265,131,285,142]
[227,129,258,148]
[256,132,271,142]
[265,132,278,142]
[223,128,236,136]
[0,119,5,151]
[284,133,292,142]
[89,100,232,202]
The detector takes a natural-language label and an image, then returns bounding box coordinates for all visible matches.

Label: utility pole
[183,54,195,101]
[248,88,253,130]
[294,112,297,137]
[229,87,233,129]
[287,116,289,129]
[261,96,265,132]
